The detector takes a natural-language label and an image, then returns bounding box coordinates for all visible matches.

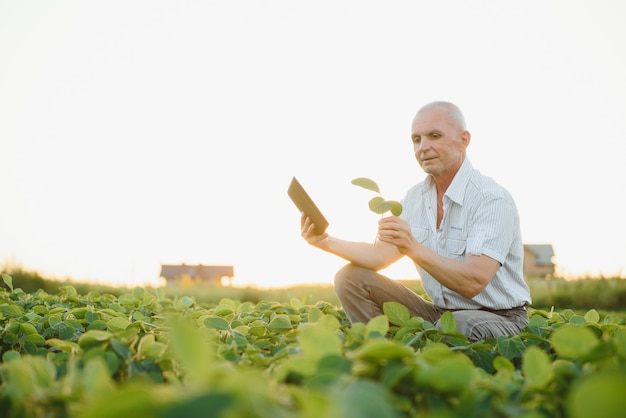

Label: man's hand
[300,212,329,248]
[378,216,501,298]
[377,216,417,256]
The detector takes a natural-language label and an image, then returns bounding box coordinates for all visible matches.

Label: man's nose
[415,138,430,153]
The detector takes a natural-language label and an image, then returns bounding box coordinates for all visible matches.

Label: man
[300,101,531,341]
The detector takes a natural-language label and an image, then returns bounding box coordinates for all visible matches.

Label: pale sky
[1,1,625,288]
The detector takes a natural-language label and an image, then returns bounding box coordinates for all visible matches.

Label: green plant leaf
[353,177,403,218]
[24,333,46,345]
[203,316,230,331]
[2,273,13,291]
[166,315,217,385]
[78,386,162,418]
[614,329,626,359]
[567,368,626,418]
[493,356,515,373]
[388,200,403,216]
[523,346,553,389]
[47,338,81,353]
[368,196,391,214]
[383,302,410,326]
[269,314,293,332]
[550,324,599,359]
[355,340,414,362]
[181,296,194,308]
[439,311,458,334]
[351,177,380,193]
[110,338,133,360]
[308,306,324,323]
[584,309,600,324]
[416,352,477,392]
[78,330,113,348]
[107,317,130,332]
[366,315,389,337]
[338,381,400,418]
[297,317,342,362]
[81,358,116,401]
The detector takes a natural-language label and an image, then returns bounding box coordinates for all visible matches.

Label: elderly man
[300,101,531,341]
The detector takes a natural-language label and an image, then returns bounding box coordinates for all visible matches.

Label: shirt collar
[444,158,472,206]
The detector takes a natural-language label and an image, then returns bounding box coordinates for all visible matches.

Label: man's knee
[450,310,523,341]
[334,264,360,293]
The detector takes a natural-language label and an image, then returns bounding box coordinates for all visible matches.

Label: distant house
[160,264,234,286]
[523,244,555,279]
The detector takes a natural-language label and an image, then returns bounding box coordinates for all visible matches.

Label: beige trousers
[334,264,528,342]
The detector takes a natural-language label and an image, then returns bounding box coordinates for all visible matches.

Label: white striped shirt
[400,158,532,310]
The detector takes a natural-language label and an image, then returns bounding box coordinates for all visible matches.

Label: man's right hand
[300,212,329,248]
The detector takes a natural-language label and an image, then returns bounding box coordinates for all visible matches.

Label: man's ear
[461,130,471,148]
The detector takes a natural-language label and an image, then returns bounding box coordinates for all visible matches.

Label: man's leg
[334,264,441,324]
[449,308,529,342]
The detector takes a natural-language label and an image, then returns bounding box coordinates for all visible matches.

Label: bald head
[416,101,467,133]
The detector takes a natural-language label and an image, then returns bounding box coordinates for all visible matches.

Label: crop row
[0,274,625,418]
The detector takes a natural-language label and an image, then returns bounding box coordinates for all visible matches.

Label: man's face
[410,106,469,178]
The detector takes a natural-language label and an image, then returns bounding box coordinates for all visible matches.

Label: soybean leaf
[308,306,324,323]
[297,317,342,361]
[338,381,400,418]
[107,317,130,332]
[615,329,626,359]
[269,314,293,332]
[439,311,458,334]
[567,369,626,418]
[550,324,599,359]
[368,196,391,214]
[493,356,515,373]
[366,315,389,337]
[166,315,217,385]
[24,334,46,345]
[181,296,194,308]
[417,353,477,392]
[496,336,521,360]
[355,340,414,362]
[110,338,132,360]
[523,346,553,389]
[2,274,13,292]
[351,177,380,193]
[388,200,403,216]
[82,358,116,400]
[383,302,410,326]
[584,309,600,324]
[203,316,230,331]
[78,330,113,348]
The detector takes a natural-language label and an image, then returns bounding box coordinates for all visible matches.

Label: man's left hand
[377,216,417,255]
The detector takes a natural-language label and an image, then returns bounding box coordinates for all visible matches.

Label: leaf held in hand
[388,200,403,216]
[368,196,391,214]
[353,177,403,217]
[351,177,380,193]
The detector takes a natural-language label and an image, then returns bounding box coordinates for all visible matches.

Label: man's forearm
[407,244,499,299]
[321,236,402,271]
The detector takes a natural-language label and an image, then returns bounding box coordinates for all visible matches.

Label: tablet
[287,177,329,235]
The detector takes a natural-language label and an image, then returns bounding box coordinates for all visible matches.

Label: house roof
[524,244,555,266]
[160,264,234,280]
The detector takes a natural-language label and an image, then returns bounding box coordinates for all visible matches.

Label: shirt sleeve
[465,195,517,264]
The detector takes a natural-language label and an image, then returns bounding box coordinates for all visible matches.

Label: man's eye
[430,132,441,138]
[412,136,421,143]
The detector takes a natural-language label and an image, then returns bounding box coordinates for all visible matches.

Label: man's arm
[300,213,403,270]
[377,216,500,298]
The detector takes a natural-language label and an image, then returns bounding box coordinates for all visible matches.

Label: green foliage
[2,274,13,292]
[1,275,625,417]
[529,276,626,311]
[351,177,403,216]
